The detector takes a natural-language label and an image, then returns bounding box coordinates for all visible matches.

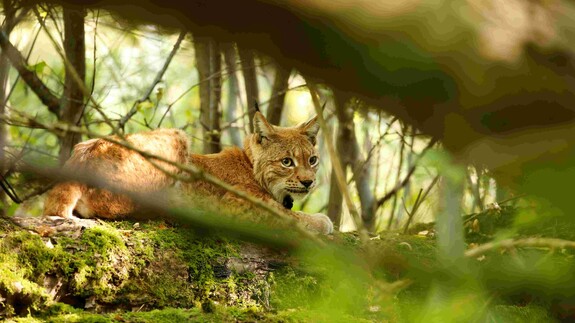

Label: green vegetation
[3,205,572,321]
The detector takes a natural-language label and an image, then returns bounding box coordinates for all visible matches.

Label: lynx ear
[253,111,275,143]
[298,115,320,145]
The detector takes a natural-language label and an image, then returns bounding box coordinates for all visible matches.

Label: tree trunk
[59,6,86,165]
[194,36,212,153]
[195,37,222,154]
[222,43,242,147]
[208,40,222,153]
[387,123,406,230]
[327,167,344,229]
[0,0,17,214]
[467,167,484,212]
[266,64,290,126]
[333,95,376,231]
[238,48,258,132]
[395,125,415,227]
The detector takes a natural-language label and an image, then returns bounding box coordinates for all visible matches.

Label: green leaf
[28,61,47,74]
[137,100,154,111]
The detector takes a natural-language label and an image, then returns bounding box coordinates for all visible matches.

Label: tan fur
[43,113,333,234]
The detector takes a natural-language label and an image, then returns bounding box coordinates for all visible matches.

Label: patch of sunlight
[285,90,313,125]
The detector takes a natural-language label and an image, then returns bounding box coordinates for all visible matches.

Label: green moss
[69,226,132,301]
[0,253,50,317]
[2,231,64,279]
[33,306,342,323]
[270,267,320,310]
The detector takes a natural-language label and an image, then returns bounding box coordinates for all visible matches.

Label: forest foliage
[1,1,575,322]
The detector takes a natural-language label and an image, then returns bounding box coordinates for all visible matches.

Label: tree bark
[194,36,212,153]
[238,48,258,132]
[395,125,415,227]
[467,167,484,212]
[332,94,377,231]
[0,0,17,215]
[266,64,290,126]
[222,43,242,147]
[208,40,222,153]
[327,163,344,229]
[59,6,86,164]
[0,31,60,115]
[195,36,222,154]
[387,124,406,230]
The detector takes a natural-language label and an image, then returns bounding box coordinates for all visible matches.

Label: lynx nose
[300,180,313,188]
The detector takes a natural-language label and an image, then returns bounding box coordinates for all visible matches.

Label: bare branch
[377,137,438,209]
[0,31,61,115]
[466,238,575,258]
[31,7,119,135]
[119,31,186,129]
[402,175,439,234]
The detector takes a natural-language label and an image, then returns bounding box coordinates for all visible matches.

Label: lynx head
[244,111,320,209]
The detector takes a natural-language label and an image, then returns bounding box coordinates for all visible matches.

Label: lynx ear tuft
[298,115,320,145]
[253,112,275,143]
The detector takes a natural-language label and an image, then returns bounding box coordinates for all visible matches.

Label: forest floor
[0,205,569,322]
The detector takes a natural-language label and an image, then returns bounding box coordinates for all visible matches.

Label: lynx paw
[306,213,334,235]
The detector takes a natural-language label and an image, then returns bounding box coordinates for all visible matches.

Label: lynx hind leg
[43,182,84,218]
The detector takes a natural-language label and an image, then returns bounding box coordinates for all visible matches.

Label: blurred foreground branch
[466,238,575,258]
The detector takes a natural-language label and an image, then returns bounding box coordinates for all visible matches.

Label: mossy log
[0,215,293,318]
[2,207,563,322]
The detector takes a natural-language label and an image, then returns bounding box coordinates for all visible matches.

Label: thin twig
[376,137,438,209]
[465,238,575,258]
[0,31,61,115]
[402,175,439,234]
[401,188,422,234]
[32,7,119,136]
[120,31,186,129]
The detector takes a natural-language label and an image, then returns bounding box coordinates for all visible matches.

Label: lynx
[43,112,334,234]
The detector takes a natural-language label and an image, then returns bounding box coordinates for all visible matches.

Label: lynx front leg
[295,211,334,235]
[43,182,84,218]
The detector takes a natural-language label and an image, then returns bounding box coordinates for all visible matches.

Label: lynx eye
[309,156,319,166]
[281,157,294,167]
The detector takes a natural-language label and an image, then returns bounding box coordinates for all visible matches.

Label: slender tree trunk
[395,125,414,227]
[266,64,290,126]
[467,167,483,212]
[327,107,346,229]
[208,40,222,153]
[0,0,17,214]
[238,48,258,132]
[387,123,406,230]
[222,43,242,147]
[194,36,212,153]
[195,37,222,153]
[327,167,344,229]
[327,93,377,231]
[338,98,376,230]
[59,6,86,164]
